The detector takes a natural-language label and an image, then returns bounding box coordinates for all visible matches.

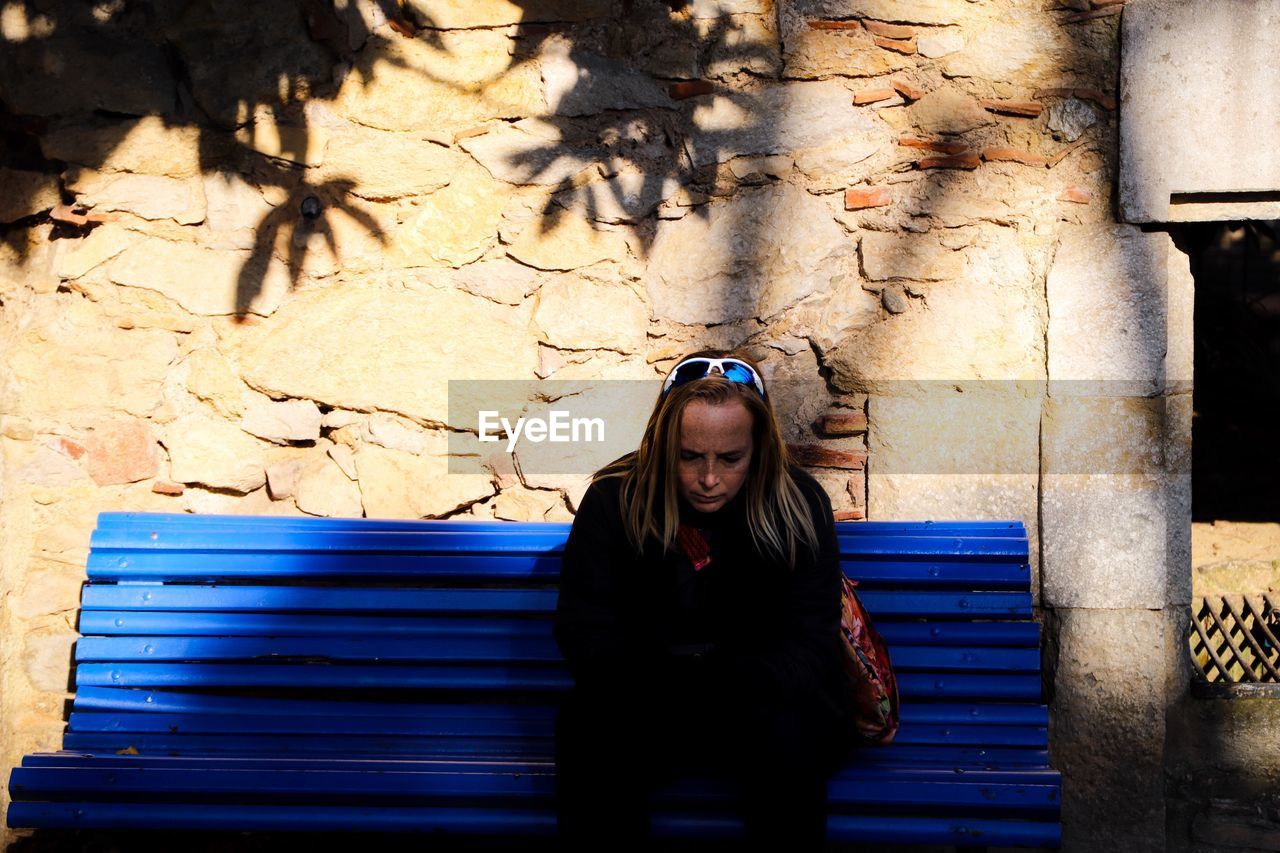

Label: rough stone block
[336,32,544,136]
[402,0,613,28]
[1166,239,1194,392]
[781,27,906,80]
[0,169,61,224]
[870,385,1042,476]
[533,276,648,353]
[908,87,992,135]
[792,0,960,25]
[646,183,854,324]
[41,116,202,179]
[108,239,290,318]
[1047,225,1169,396]
[8,302,178,427]
[1041,474,1169,609]
[860,233,965,282]
[22,628,77,693]
[506,210,630,272]
[1041,396,1166,476]
[319,127,461,201]
[0,35,175,118]
[239,279,538,427]
[829,232,1044,389]
[941,11,1078,85]
[683,82,879,167]
[240,397,323,445]
[163,414,268,494]
[1049,607,1171,853]
[356,437,493,520]
[296,456,365,518]
[1121,0,1280,222]
[83,419,159,486]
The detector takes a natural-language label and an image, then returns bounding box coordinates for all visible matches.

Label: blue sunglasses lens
[721,363,756,385]
[672,359,713,386]
[667,359,763,397]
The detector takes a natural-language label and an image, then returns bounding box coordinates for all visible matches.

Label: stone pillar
[1042,224,1193,851]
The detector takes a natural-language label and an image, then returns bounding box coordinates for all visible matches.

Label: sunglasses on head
[661,357,767,399]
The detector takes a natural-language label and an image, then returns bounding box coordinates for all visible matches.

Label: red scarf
[675,524,712,572]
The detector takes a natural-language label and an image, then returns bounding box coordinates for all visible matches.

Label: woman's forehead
[678,399,754,450]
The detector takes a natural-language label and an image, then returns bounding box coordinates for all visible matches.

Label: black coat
[553,465,850,718]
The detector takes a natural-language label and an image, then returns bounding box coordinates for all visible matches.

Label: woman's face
[676,398,754,513]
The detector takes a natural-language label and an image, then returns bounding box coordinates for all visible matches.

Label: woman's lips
[692,494,721,503]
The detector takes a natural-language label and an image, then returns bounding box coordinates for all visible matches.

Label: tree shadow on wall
[0,0,781,326]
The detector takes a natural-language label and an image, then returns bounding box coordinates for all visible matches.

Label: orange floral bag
[839,576,900,745]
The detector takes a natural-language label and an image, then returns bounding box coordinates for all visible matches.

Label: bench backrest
[66,512,1045,770]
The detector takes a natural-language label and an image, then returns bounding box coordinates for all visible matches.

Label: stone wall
[0,0,1192,848]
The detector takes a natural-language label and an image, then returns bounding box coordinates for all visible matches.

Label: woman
[553,349,856,852]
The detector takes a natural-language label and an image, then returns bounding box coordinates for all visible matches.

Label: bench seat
[7,513,1060,848]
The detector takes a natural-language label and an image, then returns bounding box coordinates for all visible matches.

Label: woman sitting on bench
[554,349,858,852]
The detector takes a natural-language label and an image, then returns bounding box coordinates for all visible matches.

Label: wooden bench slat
[18,753,1059,782]
[75,637,1042,672]
[65,711,1048,748]
[10,764,1060,812]
[89,554,1032,587]
[5,801,1061,846]
[55,734,1052,768]
[91,527,1027,556]
[97,512,1026,536]
[74,663,1042,699]
[78,612,1041,646]
[70,686,1049,726]
[81,585,1033,618]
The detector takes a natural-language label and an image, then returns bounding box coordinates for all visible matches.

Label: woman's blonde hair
[592,349,820,569]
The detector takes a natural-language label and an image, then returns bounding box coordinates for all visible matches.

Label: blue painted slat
[74,663,1038,699]
[65,711,1046,748]
[54,733,1051,769]
[86,553,565,581]
[73,635,565,664]
[74,637,1039,672]
[92,523,1025,553]
[80,586,561,614]
[5,802,1060,847]
[80,585,1031,618]
[74,663,574,691]
[90,525,1024,550]
[59,732,552,758]
[78,611,1040,647]
[839,560,1030,589]
[71,686,1048,726]
[895,673,1042,701]
[89,529,571,553]
[77,612,555,638]
[96,511,1024,535]
[18,753,1060,789]
[87,552,1031,587]
[10,765,1059,812]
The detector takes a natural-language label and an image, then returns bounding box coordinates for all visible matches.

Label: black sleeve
[721,471,844,702]
[553,478,644,689]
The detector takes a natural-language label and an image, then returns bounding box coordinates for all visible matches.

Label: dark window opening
[1174,221,1280,522]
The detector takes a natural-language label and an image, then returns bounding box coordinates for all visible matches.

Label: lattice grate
[1190,594,1280,683]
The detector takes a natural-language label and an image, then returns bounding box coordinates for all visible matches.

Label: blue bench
[7,511,1061,848]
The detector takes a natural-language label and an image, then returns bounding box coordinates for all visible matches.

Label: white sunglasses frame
[660,357,767,399]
